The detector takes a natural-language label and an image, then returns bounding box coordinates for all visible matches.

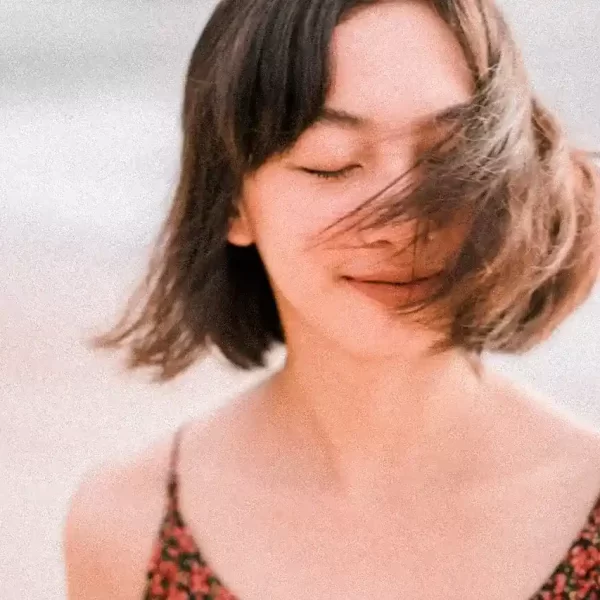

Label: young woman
[64,0,600,598]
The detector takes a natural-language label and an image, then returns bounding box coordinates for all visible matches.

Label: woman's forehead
[327,1,473,132]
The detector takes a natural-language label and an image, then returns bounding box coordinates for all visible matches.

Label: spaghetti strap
[167,423,186,500]
[146,421,239,599]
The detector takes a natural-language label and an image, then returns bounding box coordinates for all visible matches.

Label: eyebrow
[315,101,471,130]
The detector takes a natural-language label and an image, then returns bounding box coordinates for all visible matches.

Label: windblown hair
[91,0,600,382]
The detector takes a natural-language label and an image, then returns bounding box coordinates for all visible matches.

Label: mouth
[341,273,443,307]
[343,273,442,285]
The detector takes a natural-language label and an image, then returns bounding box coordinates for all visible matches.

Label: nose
[356,219,434,249]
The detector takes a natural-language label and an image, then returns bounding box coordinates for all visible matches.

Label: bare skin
[64,372,600,600]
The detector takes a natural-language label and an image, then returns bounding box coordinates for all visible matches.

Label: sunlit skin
[227,1,513,507]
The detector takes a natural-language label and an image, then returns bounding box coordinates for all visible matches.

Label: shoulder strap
[167,423,186,505]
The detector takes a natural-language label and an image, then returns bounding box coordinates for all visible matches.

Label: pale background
[2,0,599,597]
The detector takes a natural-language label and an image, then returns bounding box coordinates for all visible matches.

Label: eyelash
[302,166,357,180]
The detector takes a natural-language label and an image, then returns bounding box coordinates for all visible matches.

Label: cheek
[445,208,474,249]
[248,177,351,250]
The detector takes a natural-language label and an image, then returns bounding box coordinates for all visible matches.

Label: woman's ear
[227,200,255,247]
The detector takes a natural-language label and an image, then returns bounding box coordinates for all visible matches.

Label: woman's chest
[175,407,600,600]
[180,472,599,600]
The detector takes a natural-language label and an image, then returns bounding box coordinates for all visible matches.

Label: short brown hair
[90,0,600,382]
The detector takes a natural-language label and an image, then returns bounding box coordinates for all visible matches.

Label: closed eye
[301,165,359,180]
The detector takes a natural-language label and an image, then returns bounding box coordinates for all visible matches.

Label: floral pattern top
[144,425,600,600]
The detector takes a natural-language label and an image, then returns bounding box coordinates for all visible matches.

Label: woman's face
[228,0,474,359]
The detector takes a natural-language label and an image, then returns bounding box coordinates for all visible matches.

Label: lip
[351,275,435,285]
[344,269,443,284]
[342,273,441,306]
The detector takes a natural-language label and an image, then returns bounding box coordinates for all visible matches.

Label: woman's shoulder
[63,429,177,599]
[486,369,597,434]
[62,393,249,600]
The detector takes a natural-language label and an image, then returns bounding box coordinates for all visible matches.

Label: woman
[64,0,600,598]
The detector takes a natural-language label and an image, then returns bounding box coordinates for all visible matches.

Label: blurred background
[1,0,599,596]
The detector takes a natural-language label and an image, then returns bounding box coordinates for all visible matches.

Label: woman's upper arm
[64,465,122,599]
[63,457,166,600]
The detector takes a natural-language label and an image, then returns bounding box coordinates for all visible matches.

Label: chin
[278,283,442,361]
[323,309,439,362]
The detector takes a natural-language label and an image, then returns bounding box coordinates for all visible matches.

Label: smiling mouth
[343,274,441,285]
[341,273,442,307]
[356,277,431,285]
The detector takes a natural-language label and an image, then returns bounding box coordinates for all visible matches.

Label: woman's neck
[264,349,505,507]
